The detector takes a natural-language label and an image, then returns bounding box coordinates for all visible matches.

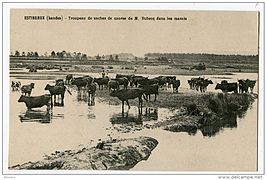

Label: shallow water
[8,71,258,171]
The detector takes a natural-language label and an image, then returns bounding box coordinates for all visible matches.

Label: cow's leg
[50,96,53,108]
[122,101,125,113]
[251,87,254,94]
[154,94,157,101]
[54,95,56,104]
[61,94,64,106]
[139,97,143,110]
[126,100,130,109]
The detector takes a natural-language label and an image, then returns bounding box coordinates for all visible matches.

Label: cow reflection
[199,112,237,137]
[142,107,158,121]
[110,110,142,125]
[77,90,95,106]
[19,109,52,124]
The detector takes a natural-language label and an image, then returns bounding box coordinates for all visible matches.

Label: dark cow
[152,76,167,87]
[131,76,147,87]
[188,77,203,90]
[44,84,71,106]
[238,79,249,93]
[86,82,97,106]
[139,84,159,101]
[108,80,119,91]
[65,74,73,85]
[21,83,35,96]
[71,76,94,91]
[238,79,256,94]
[199,79,213,92]
[18,94,51,110]
[115,77,129,89]
[11,81,21,91]
[246,79,256,93]
[116,74,134,82]
[165,76,176,88]
[215,83,238,93]
[94,77,109,90]
[171,79,181,93]
[110,88,145,112]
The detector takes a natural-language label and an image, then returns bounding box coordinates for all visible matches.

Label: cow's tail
[66,87,72,95]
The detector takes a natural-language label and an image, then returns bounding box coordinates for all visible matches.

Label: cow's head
[18,95,26,102]
[30,83,35,88]
[44,84,51,90]
[215,84,220,90]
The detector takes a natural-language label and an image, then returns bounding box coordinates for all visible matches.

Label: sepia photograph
[1,2,265,178]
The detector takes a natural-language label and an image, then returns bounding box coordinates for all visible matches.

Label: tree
[115,55,119,60]
[96,54,101,60]
[34,51,39,57]
[51,51,56,57]
[15,50,20,56]
[109,55,113,61]
[81,54,87,60]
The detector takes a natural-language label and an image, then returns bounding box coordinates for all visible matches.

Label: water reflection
[199,112,238,137]
[142,107,158,121]
[19,109,52,124]
[110,110,143,125]
[76,90,95,106]
[110,107,159,125]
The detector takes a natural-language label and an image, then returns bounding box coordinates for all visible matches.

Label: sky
[10,9,259,57]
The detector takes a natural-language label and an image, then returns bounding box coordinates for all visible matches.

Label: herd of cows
[11,73,257,112]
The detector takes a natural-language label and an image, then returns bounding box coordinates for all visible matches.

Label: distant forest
[144,53,259,62]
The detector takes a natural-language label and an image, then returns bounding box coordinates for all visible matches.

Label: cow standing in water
[18,94,51,110]
[44,84,71,107]
[110,88,145,113]
[86,82,97,106]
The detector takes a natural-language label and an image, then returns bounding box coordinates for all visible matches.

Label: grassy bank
[97,89,256,136]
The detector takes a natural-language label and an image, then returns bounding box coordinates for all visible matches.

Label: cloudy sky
[10,9,259,56]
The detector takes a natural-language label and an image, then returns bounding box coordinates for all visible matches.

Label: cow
[199,79,213,92]
[11,81,21,91]
[131,76,147,87]
[238,79,249,93]
[94,77,109,90]
[215,82,238,93]
[86,82,97,106]
[108,80,119,91]
[110,88,145,112]
[65,74,73,85]
[139,84,159,101]
[18,94,51,110]
[246,79,256,93]
[44,84,71,106]
[165,76,176,88]
[71,76,94,91]
[21,83,35,96]
[116,74,134,82]
[171,79,181,93]
[115,77,129,89]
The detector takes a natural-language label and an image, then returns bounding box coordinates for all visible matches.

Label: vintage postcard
[1,2,265,179]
